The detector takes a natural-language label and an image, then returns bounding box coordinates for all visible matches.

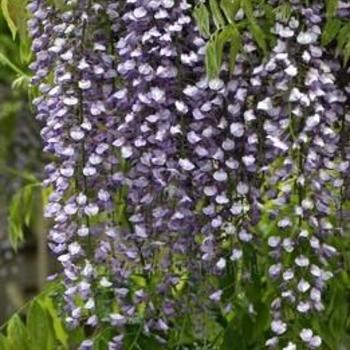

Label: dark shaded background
[0,12,54,325]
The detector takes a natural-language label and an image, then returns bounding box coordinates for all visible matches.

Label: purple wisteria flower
[28,0,349,347]
[29,0,122,336]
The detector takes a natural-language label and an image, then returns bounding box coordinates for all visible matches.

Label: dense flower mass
[262,3,346,347]
[28,0,350,348]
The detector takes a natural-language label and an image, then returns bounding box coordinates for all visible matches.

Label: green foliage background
[0,0,349,349]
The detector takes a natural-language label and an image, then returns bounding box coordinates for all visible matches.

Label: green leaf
[221,318,246,349]
[43,296,69,349]
[47,0,66,9]
[205,37,220,78]
[193,4,211,37]
[65,326,85,350]
[1,0,29,40]
[241,0,254,20]
[138,335,164,350]
[229,39,240,73]
[322,18,342,46]
[326,0,339,18]
[329,284,348,343]
[252,302,269,339]
[241,0,267,53]
[8,190,25,250]
[337,23,350,48]
[1,0,32,62]
[1,0,17,39]
[12,75,30,91]
[0,52,29,78]
[0,334,8,350]
[312,318,337,350]
[23,186,34,226]
[343,42,350,66]
[19,35,32,64]
[249,21,267,54]
[220,0,241,23]
[336,22,350,59]
[7,183,40,250]
[209,0,226,29]
[92,327,116,350]
[227,24,241,73]
[273,3,292,23]
[215,30,228,73]
[219,259,236,301]
[27,301,54,350]
[7,315,29,350]
[206,23,242,78]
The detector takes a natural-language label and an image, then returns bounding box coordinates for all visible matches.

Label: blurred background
[0,10,54,324]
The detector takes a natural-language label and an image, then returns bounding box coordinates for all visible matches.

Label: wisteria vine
[28,0,350,348]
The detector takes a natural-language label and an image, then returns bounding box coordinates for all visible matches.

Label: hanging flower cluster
[28,0,122,335]
[28,0,350,348]
[262,2,345,348]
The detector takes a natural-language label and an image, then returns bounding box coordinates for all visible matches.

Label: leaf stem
[0,52,30,78]
[127,322,143,350]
